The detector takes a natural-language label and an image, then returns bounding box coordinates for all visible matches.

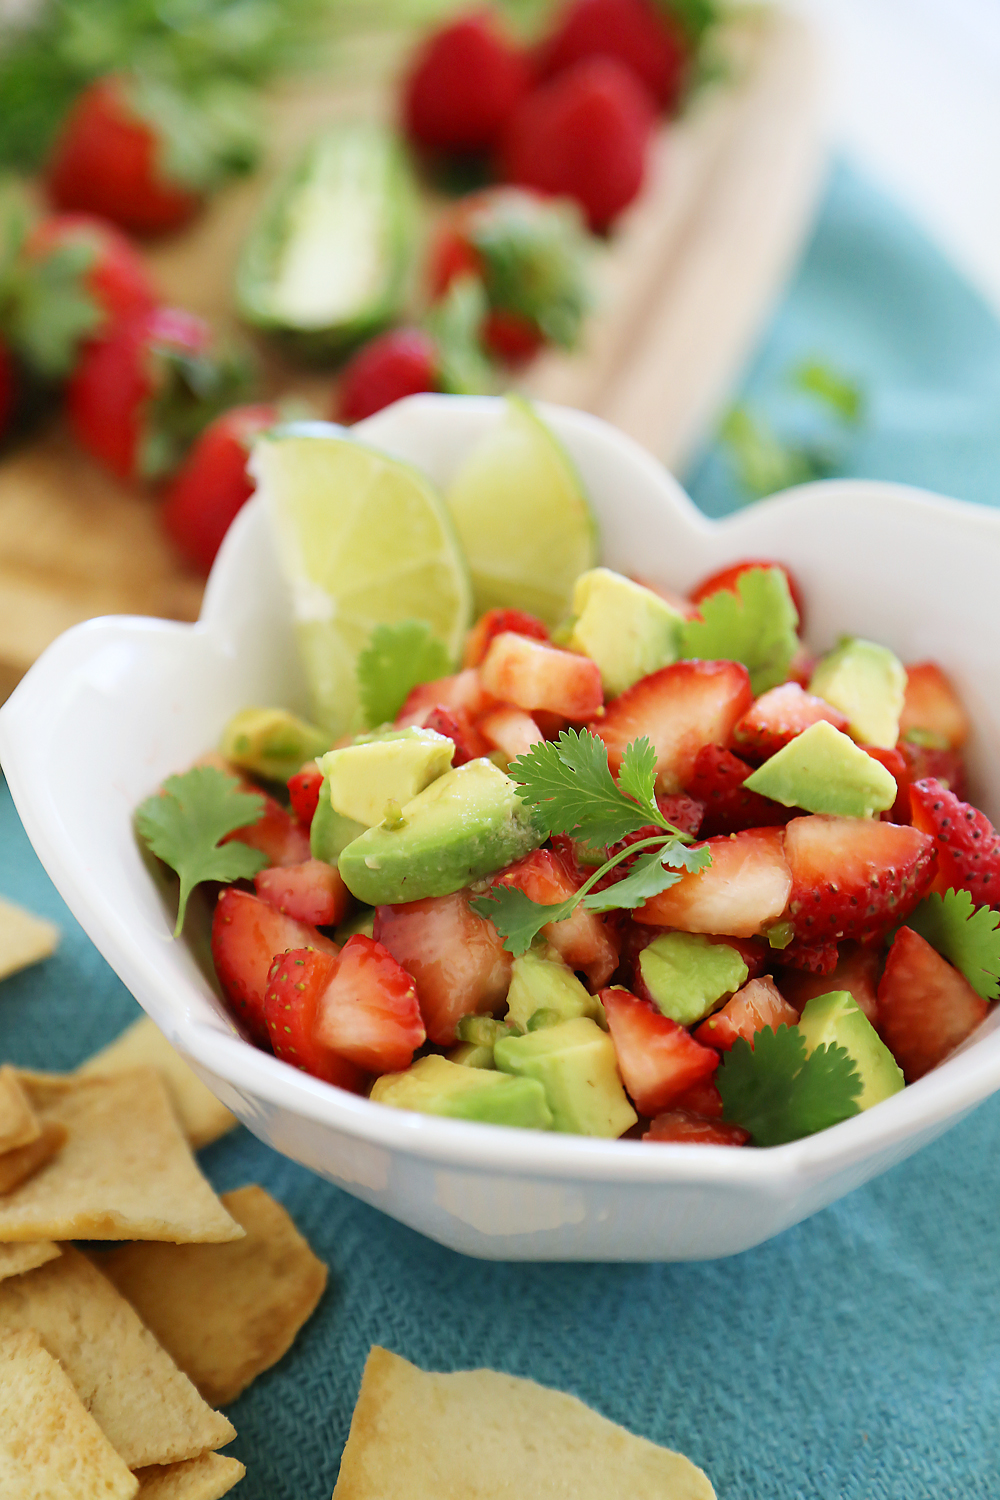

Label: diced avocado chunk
[743,721,897,818]
[504,944,606,1032]
[494,1017,637,1137]
[797,990,904,1110]
[809,638,906,749]
[333,905,375,944]
[220,706,330,782]
[567,567,683,697]
[638,932,749,1027]
[448,1015,519,1070]
[370,1054,552,1129]
[318,727,454,827]
[447,1041,497,1069]
[338,758,545,905]
[311,786,366,863]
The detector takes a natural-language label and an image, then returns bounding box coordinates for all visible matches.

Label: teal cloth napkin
[3,161,1000,1498]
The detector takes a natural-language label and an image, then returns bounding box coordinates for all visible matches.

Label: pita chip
[333,1347,717,1500]
[0,895,59,980]
[0,1120,67,1195]
[0,1246,236,1468]
[0,1239,60,1280]
[0,1327,138,1499]
[0,1066,39,1152]
[0,1070,243,1243]
[135,1452,246,1499]
[80,1015,237,1148]
[102,1184,328,1405]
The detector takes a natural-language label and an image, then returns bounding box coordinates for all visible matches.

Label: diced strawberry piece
[463,607,550,668]
[494,847,618,988]
[864,745,907,781]
[534,709,571,739]
[479,632,603,720]
[635,827,792,938]
[312,935,426,1074]
[224,790,312,868]
[689,559,806,625]
[670,1078,724,1118]
[893,741,967,821]
[593,659,753,794]
[374,889,512,1044]
[909,778,1000,906]
[254,859,351,927]
[899,662,969,749]
[778,941,882,1024]
[693,976,798,1051]
[784,814,937,943]
[403,11,530,154]
[785,646,816,688]
[476,704,544,761]
[287,761,324,829]
[420,706,479,766]
[876,926,989,1082]
[601,987,718,1115]
[684,743,791,836]
[263,948,366,1091]
[211,887,338,1046]
[644,1111,749,1146]
[536,0,689,111]
[776,940,839,976]
[732,682,849,762]
[396,668,494,728]
[575,794,704,900]
[655,794,705,837]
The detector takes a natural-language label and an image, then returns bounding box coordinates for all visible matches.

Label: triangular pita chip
[0,1066,39,1153]
[0,1246,235,1468]
[102,1184,328,1406]
[0,1070,243,1242]
[0,1239,60,1280]
[135,1452,246,1499]
[333,1347,717,1500]
[0,1120,66,1195]
[0,895,59,980]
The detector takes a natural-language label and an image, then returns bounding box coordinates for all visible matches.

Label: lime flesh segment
[445,396,599,627]
[252,427,473,737]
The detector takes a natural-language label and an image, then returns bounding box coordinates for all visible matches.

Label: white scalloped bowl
[3,395,1000,1262]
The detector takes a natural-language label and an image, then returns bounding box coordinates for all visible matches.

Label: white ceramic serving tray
[2,395,999,1262]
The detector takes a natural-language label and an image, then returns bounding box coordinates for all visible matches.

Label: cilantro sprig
[907,889,1000,1001]
[356,620,453,729]
[136,766,268,936]
[469,729,710,954]
[681,566,799,695]
[717,1024,863,1147]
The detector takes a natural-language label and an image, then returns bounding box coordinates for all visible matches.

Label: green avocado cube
[310,786,366,864]
[318,726,454,827]
[743,720,897,818]
[220,705,330,783]
[494,1017,637,1137]
[504,945,606,1032]
[809,638,906,749]
[637,932,749,1026]
[370,1054,552,1129]
[567,568,684,697]
[797,990,904,1110]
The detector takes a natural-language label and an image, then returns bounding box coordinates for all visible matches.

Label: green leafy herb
[907,889,1000,1001]
[717,1024,863,1147]
[718,405,834,499]
[356,619,453,729]
[135,766,267,936]
[423,273,494,397]
[507,729,658,848]
[472,192,592,350]
[681,565,799,694]
[792,361,866,425]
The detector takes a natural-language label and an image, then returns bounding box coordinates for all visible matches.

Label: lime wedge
[445,395,599,626]
[252,424,472,737]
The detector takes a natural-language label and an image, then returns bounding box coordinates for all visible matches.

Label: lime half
[252,424,472,737]
[445,395,598,627]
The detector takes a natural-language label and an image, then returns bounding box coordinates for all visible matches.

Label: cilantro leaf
[508,729,654,848]
[681,565,799,695]
[792,361,866,425]
[907,889,1000,1000]
[468,885,575,957]
[616,736,659,820]
[717,1024,862,1146]
[356,620,453,729]
[581,844,683,914]
[136,766,267,936]
[718,405,834,500]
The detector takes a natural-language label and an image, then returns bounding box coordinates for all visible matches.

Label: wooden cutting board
[0,7,824,703]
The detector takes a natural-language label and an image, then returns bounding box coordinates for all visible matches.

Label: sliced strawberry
[463,607,550,667]
[254,859,351,927]
[576,794,704,900]
[689,558,806,625]
[396,668,494,730]
[374,889,512,1044]
[224,790,312,868]
[420,706,479,766]
[684,743,791,836]
[899,662,969,749]
[644,1111,749,1146]
[655,794,705,837]
[476,705,544,762]
[732,682,849,762]
[479,632,603,720]
[877,926,988,1082]
[634,827,792,938]
[287,761,324,829]
[670,1078,724,1119]
[311,935,426,1074]
[784,814,937,943]
[893,741,967,820]
[776,940,839,976]
[778,941,882,1024]
[263,948,366,1090]
[601,987,718,1115]
[693,976,798,1051]
[212,887,338,1046]
[592,658,752,793]
[909,778,1000,905]
[494,847,618,988]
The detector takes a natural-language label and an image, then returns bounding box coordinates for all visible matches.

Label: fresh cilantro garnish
[355,620,453,729]
[717,1024,863,1147]
[680,566,799,694]
[907,889,1000,1001]
[793,360,866,425]
[136,766,267,936]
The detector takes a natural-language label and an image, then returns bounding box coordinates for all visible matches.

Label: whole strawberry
[537,0,690,112]
[403,10,530,155]
[337,328,441,425]
[0,340,16,444]
[162,402,278,573]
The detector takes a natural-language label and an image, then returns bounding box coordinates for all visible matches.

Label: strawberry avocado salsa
[137,564,998,1150]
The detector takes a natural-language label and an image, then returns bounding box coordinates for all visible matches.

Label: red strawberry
[670,1078,724,1118]
[783,814,937,943]
[501,57,655,232]
[0,342,16,443]
[635,826,792,938]
[778,941,882,1024]
[593,658,752,793]
[909,778,1000,904]
[894,741,967,818]
[311,936,426,1073]
[477,705,544,762]
[693,976,798,1051]
[463,606,550,668]
[263,948,366,1090]
[689,558,805,625]
[684,743,791,836]
[287,761,324,830]
[732,682,849,762]
[396,667,494,727]
[590,792,705,897]
[403,11,531,154]
[161,403,277,573]
[479,631,603,719]
[254,859,351,928]
[644,1110,749,1146]
[67,306,251,482]
[899,662,969,749]
[211,887,338,1046]
[537,0,689,111]
[877,926,988,1082]
[601,986,718,1115]
[374,889,512,1044]
[337,328,439,425]
[495,847,618,988]
[224,789,311,868]
[419,706,480,766]
[775,940,839,976]
[483,308,543,363]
